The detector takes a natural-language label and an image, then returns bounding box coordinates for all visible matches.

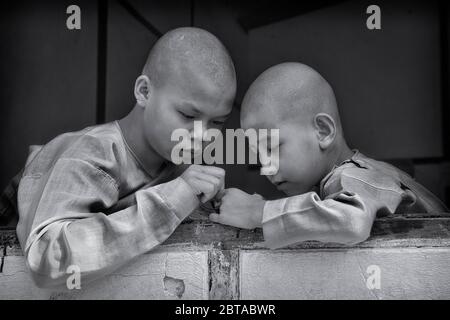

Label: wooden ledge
[2,213,450,256]
[1,213,450,299]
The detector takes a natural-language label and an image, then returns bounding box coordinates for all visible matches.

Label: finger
[198,166,225,178]
[190,179,216,203]
[214,188,227,201]
[195,173,225,200]
[218,172,225,191]
[192,172,221,187]
[209,212,235,228]
[190,178,214,196]
[194,175,221,199]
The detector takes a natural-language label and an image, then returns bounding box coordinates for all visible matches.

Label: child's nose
[189,122,210,150]
[191,121,209,138]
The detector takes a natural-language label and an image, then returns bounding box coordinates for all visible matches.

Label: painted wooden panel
[0,250,209,300]
[2,216,450,300]
[240,248,450,300]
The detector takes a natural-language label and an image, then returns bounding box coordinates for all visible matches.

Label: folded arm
[262,171,403,249]
[17,158,199,289]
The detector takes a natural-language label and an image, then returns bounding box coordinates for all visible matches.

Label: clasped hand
[180,165,265,230]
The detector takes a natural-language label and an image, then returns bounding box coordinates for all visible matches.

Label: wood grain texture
[240,248,450,300]
[3,214,450,254]
[209,249,239,300]
[131,214,450,250]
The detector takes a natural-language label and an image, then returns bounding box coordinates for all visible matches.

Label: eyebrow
[183,102,232,118]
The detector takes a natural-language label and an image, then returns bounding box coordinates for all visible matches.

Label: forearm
[22,177,199,289]
[261,191,376,249]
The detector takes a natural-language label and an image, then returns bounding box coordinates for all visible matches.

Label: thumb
[215,189,227,201]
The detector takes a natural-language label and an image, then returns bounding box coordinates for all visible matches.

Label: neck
[118,105,166,177]
[332,139,354,167]
[325,138,353,174]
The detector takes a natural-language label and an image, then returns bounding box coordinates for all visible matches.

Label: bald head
[142,27,236,91]
[242,62,340,131]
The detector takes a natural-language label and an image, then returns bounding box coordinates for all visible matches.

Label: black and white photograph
[0,0,450,309]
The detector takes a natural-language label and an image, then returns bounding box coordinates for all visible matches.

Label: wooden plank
[162,216,450,250]
[209,249,239,300]
[2,216,450,254]
[0,256,53,299]
[0,250,209,300]
[1,229,21,256]
[240,248,450,300]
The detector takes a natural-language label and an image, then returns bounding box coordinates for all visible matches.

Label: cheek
[142,108,175,155]
[152,107,181,137]
[282,140,316,178]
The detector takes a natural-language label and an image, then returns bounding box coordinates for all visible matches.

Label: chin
[278,186,297,196]
[284,189,299,196]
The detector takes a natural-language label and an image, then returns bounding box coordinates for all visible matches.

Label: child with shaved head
[210,62,447,249]
[13,27,236,288]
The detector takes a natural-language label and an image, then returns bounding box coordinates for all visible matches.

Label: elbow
[22,222,78,290]
[344,219,372,245]
[28,269,57,289]
[25,242,72,290]
[26,257,68,290]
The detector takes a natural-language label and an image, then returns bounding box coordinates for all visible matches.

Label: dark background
[1,0,449,205]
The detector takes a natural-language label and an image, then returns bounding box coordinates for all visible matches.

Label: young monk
[14,27,236,288]
[210,62,448,249]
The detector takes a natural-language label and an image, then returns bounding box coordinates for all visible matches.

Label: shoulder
[24,122,127,179]
[322,153,404,198]
[64,122,125,164]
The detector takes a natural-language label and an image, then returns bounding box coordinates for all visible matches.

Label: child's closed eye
[178,111,196,120]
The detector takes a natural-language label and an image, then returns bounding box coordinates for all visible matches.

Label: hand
[209,188,265,229]
[180,165,225,203]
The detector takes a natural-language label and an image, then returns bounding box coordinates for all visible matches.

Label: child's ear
[313,113,336,150]
[134,75,151,108]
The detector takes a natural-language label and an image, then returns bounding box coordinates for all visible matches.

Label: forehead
[164,64,235,116]
[241,96,284,130]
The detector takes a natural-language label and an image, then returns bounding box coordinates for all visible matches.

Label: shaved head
[242,62,341,132]
[142,27,236,91]
[125,27,237,166]
[240,63,352,196]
